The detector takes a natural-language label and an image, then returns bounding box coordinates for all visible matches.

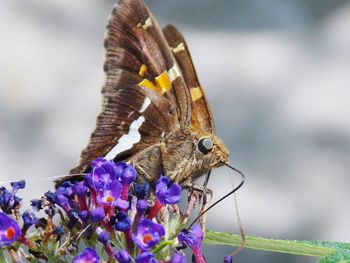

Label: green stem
[152,240,174,255]
[204,231,336,257]
[0,249,6,263]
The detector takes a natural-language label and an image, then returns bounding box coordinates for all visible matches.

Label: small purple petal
[79,210,88,221]
[114,162,127,178]
[171,253,187,263]
[72,247,100,263]
[101,160,119,180]
[156,176,181,204]
[55,194,70,211]
[135,251,159,263]
[98,231,110,244]
[158,176,170,185]
[22,211,38,227]
[224,255,232,263]
[30,199,42,211]
[44,191,56,203]
[115,198,129,210]
[84,173,102,189]
[90,207,105,222]
[91,157,106,168]
[136,199,148,213]
[178,224,203,249]
[120,165,137,186]
[114,249,131,263]
[114,211,132,232]
[10,180,26,194]
[72,182,87,196]
[133,182,150,199]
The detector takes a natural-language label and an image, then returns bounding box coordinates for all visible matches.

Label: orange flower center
[143,234,153,244]
[105,195,114,203]
[6,227,15,240]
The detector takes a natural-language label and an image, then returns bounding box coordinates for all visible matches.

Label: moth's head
[196,135,229,169]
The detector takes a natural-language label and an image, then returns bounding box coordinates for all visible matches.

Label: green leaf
[309,241,350,263]
[204,230,337,257]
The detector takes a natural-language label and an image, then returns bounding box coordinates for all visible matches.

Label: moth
[62,0,230,188]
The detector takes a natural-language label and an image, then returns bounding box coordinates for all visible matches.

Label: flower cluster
[0,158,214,263]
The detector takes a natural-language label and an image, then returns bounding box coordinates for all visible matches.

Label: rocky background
[1,0,350,262]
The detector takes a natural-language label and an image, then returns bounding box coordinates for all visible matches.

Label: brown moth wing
[103,0,191,125]
[69,85,177,175]
[162,25,215,134]
[69,0,193,176]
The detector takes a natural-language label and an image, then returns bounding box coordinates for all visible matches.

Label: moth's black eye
[198,138,213,154]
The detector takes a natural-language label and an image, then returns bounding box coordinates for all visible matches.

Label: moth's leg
[183,185,201,218]
[199,170,212,229]
[191,184,213,231]
[184,183,213,232]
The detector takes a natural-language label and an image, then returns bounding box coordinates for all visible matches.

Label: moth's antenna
[229,169,246,256]
[0,173,86,185]
[187,163,245,229]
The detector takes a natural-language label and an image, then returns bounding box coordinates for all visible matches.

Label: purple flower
[97,230,110,244]
[91,157,107,169]
[114,162,127,178]
[134,182,150,199]
[30,199,42,211]
[135,251,159,263]
[72,247,100,263]
[72,182,87,196]
[114,211,132,232]
[178,224,203,249]
[55,184,74,205]
[114,249,131,263]
[156,176,181,204]
[224,255,232,263]
[11,180,26,192]
[55,194,70,211]
[90,207,105,222]
[44,191,56,203]
[91,158,117,181]
[0,212,21,246]
[120,165,137,186]
[133,218,165,251]
[136,199,148,214]
[97,181,121,203]
[171,253,187,263]
[85,159,118,190]
[58,182,74,196]
[79,210,88,222]
[178,225,205,263]
[0,186,22,214]
[133,199,148,227]
[22,211,38,227]
[96,181,129,210]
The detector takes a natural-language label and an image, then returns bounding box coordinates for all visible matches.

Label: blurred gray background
[1,0,350,262]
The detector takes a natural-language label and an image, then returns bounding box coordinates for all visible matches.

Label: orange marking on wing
[155,71,171,94]
[139,79,159,93]
[139,64,147,77]
[190,87,203,101]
